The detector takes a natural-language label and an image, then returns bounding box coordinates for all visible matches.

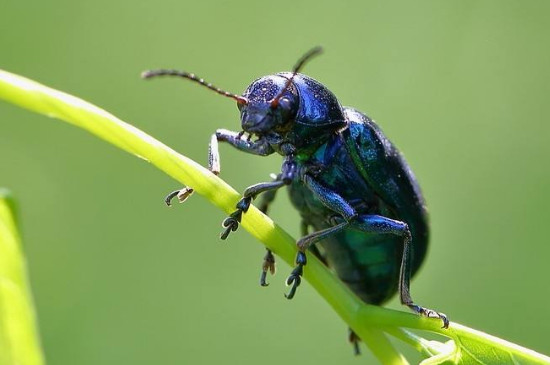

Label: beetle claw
[284,261,304,299]
[220,211,242,240]
[220,196,254,240]
[164,187,194,206]
[408,304,450,329]
[284,280,299,299]
[259,271,269,287]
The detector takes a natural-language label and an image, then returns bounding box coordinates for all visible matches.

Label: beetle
[142,47,448,352]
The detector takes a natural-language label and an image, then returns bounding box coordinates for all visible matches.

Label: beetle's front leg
[164,129,274,206]
[221,153,295,240]
[209,129,275,174]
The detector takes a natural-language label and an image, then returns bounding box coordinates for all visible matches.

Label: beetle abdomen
[287,107,429,305]
[316,229,403,304]
[288,181,404,305]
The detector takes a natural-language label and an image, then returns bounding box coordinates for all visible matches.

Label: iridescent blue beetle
[143,47,448,353]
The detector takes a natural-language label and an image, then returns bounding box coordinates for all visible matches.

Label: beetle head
[238,75,298,135]
[141,46,323,141]
[238,46,323,138]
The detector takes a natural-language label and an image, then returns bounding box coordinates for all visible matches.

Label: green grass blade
[1,69,549,365]
[0,189,45,365]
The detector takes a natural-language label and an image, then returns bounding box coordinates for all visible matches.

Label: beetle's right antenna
[270,46,323,108]
[141,69,248,105]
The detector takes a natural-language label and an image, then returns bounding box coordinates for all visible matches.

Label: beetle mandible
[142,47,448,351]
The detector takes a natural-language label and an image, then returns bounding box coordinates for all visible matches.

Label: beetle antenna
[270,46,323,108]
[141,69,248,105]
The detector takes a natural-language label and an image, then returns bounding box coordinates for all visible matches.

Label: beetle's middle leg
[220,179,286,239]
[220,153,295,239]
[285,174,357,299]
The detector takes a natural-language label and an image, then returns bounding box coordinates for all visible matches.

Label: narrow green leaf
[0,189,45,365]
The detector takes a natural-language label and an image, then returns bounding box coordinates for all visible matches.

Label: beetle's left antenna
[141,69,248,105]
[270,46,323,108]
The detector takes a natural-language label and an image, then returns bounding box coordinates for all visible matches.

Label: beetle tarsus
[260,250,276,286]
[164,187,194,206]
[164,190,180,206]
[220,210,242,240]
[236,196,253,212]
[284,265,302,299]
[408,304,449,329]
[220,196,254,239]
[348,329,361,356]
[284,252,307,299]
[259,271,268,287]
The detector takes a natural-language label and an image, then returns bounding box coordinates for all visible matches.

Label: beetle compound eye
[270,46,323,109]
[279,97,292,110]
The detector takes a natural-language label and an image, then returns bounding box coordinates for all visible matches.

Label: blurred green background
[1,0,549,363]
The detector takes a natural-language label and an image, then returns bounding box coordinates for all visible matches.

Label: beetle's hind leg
[407,304,449,328]
[292,174,449,327]
[399,231,449,328]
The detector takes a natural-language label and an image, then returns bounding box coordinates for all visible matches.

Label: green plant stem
[1,69,549,365]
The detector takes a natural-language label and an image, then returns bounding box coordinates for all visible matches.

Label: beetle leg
[348,328,361,356]
[284,222,349,299]
[220,180,286,240]
[164,129,274,206]
[298,175,449,327]
[284,174,357,299]
[164,187,194,206]
[284,251,307,299]
[300,220,309,236]
[256,182,280,286]
[338,215,449,328]
[330,214,449,328]
[211,129,274,170]
[296,222,349,251]
[221,155,295,240]
[260,250,276,287]
[399,229,449,328]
